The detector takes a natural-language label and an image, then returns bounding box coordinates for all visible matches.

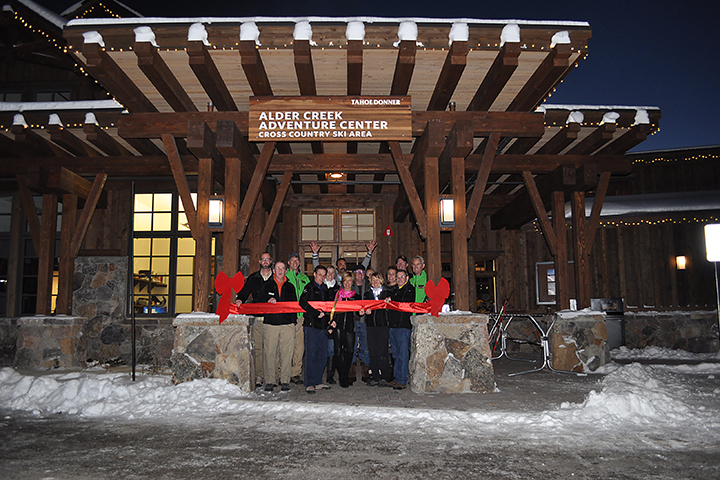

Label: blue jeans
[389,328,411,385]
[304,327,328,387]
[352,320,371,365]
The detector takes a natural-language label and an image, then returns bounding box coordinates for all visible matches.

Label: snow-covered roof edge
[17,0,67,28]
[626,144,720,156]
[66,16,590,28]
[0,100,124,112]
[541,104,661,112]
[565,190,720,219]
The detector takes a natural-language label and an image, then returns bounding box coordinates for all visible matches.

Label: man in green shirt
[409,255,427,304]
[286,252,310,384]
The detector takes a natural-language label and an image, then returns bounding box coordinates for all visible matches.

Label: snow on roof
[17,0,67,29]
[0,100,124,112]
[541,104,661,112]
[66,16,590,28]
[628,144,720,156]
[566,190,720,219]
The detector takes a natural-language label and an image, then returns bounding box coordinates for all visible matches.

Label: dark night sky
[34,0,719,152]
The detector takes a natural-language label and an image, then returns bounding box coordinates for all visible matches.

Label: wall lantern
[675,255,687,270]
[328,172,345,181]
[209,196,224,228]
[440,197,455,227]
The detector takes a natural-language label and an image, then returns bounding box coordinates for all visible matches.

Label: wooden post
[571,191,591,308]
[552,191,570,310]
[424,142,441,284]
[223,156,240,276]
[57,193,78,314]
[36,194,58,314]
[194,157,212,312]
[6,193,23,316]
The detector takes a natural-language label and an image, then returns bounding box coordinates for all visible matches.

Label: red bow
[424,277,450,316]
[214,271,245,323]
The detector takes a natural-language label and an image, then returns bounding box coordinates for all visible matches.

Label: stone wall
[15,316,86,369]
[0,318,18,367]
[624,310,719,353]
[410,313,495,393]
[171,313,255,392]
[549,311,610,372]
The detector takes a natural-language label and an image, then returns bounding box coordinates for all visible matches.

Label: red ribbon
[216,274,451,323]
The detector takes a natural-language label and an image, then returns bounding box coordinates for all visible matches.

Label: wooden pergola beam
[84,122,133,156]
[390,40,416,95]
[504,136,541,154]
[467,43,520,111]
[12,124,68,157]
[47,124,102,157]
[0,156,199,176]
[239,40,273,96]
[82,42,157,112]
[347,40,363,95]
[237,141,276,240]
[596,124,651,155]
[187,40,237,111]
[507,44,572,112]
[27,166,95,199]
[389,140,427,239]
[187,121,224,186]
[260,171,293,249]
[15,175,41,248]
[0,133,31,158]
[70,172,108,258]
[466,132,500,236]
[521,171,557,255]
[535,123,581,155]
[566,123,616,155]
[294,40,317,96]
[135,41,198,112]
[427,41,468,111]
[162,133,198,238]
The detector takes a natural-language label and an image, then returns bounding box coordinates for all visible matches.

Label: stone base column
[410,313,495,393]
[171,313,255,392]
[15,316,87,369]
[549,311,610,372]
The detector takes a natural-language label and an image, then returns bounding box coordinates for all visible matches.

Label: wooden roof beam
[70,172,108,258]
[239,41,273,96]
[466,132,500,236]
[82,43,157,113]
[294,40,317,95]
[347,39,363,95]
[187,40,237,111]
[237,141,276,240]
[596,124,652,155]
[47,124,102,157]
[27,166,96,199]
[84,122,132,156]
[467,43,520,111]
[0,156,198,176]
[504,136,541,155]
[393,120,445,222]
[0,133,32,158]
[437,119,474,194]
[566,123,616,155]
[215,119,275,212]
[490,163,600,230]
[390,40,416,95]
[535,122,581,154]
[187,121,224,186]
[260,171,293,250]
[507,44,572,112]
[11,123,68,157]
[427,41,468,111]
[163,133,198,238]
[135,41,198,112]
[390,141,427,238]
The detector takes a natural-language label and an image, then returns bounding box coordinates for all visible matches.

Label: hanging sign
[248,96,412,142]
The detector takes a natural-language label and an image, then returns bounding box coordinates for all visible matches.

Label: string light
[632,153,720,165]
[533,214,720,233]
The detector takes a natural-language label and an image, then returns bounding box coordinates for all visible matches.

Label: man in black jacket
[299,265,332,393]
[387,269,415,390]
[235,252,272,388]
[262,261,297,392]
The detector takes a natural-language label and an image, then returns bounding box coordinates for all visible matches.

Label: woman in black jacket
[329,271,361,388]
[362,271,393,386]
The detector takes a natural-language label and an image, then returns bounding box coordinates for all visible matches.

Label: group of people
[235,240,429,394]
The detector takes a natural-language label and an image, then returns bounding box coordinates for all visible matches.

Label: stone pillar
[549,311,610,372]
[15,316,87,369]
[171,313,255,392]
[410,313,495,393]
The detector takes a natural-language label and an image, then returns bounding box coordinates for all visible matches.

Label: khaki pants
[252,317,264,383]
[291,316,304,377]
[263,323,295,385]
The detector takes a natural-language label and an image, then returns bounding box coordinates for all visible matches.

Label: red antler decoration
[214,271,245,323]
[424,277,450,317]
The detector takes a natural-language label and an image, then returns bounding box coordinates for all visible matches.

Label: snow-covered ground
[1,347,720,478]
